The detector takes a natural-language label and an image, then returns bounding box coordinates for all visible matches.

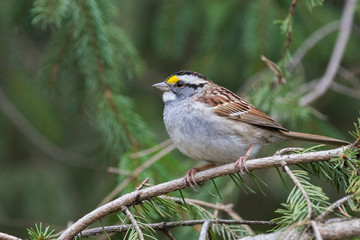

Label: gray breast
[162,100,267,163]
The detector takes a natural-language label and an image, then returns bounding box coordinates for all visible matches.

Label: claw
[235,156,250,175]
[184,168,199,193]
[235,145,255,175]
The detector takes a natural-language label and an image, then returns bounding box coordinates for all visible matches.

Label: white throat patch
[162,91,176,102]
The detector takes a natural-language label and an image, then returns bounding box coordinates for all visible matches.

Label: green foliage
[272,170,329,230]
[305,0,324,10]
[27,223,55,240]
[116,196,249,240]
[0,0,358,238]
[347,173,360,211]
[32,0,70,29]
[247,73,309,128]
[32,0,151,153]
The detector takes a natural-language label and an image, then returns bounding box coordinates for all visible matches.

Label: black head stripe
[187,83,205,89]
[173,70,208,81]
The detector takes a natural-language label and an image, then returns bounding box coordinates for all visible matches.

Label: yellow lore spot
[166,75,179,84]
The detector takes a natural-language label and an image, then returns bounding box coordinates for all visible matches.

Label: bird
[152,70,349,190]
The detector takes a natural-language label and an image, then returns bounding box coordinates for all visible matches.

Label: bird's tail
[281,131,350,146]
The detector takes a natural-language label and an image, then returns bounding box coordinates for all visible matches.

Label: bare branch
[130,139,172,159]
[77,219,274,237]
[0,232,22,240]
[316,195,353,222]
[59,146,350,239]
[162,196,254,235]
[261,55,286,86]
[241,218,360,240]
[288,21,340,69]
[274,147,304,156]
[282,163,312,219]
[311,220,323,240]
[338,66,360,88]
[330,82,360,99]
[121,206,144,240]
[199,221,211,240]
[300,0,357,105]
[98,143,176,206]
[162,229,175,240]
[136,177,150,191]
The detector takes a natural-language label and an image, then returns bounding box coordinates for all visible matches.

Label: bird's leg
[235,144,255,175]
[185,163,216,192]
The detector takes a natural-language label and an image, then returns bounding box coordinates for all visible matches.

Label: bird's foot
[235,155,250,175]
[235,144,255,175]
[184,168,200,193]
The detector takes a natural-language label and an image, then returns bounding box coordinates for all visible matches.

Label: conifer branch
[282,163,313,219]
[241,218,360,240]
[121,206,145,240]
[76,219,274,237]
[162,196,254,235]
[316,195,353,222]
[59,145,350,239]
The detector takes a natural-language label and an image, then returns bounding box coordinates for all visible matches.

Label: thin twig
[59,146,349,239]
[0,232,22,240]
[136,177,150,191]
[311,220,323,240]
[300,0,357,105]
[77,219,275,237]
[130,139,172,159]
[316,195,353,222]
[162,196,254,235]
[338,66,360,88]
[282,162,312,219]
[261,55,286,86]
[121,206,144,240]
[330,82,360,99]
[282,0,299,56]
[199,221,211,240]
[162,229,176,240]
[99,143,176,206]
[107,167,131,176]
[288,21,340,69]
[274,148,304,156]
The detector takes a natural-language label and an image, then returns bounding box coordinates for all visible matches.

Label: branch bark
[77,219,274,237]
[58,146,349,239]
[0,232,22,240]
[241,218,360,240]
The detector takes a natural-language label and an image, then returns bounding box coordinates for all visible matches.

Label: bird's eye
[175,81,185,88]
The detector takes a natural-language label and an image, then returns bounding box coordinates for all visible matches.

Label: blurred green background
[0,0,359,238]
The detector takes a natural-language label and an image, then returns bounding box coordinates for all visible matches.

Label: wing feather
[199,85,288,131]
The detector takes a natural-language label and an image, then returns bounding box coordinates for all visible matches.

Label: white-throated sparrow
[153,70,349,190]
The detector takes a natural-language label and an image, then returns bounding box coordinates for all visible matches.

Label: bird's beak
[152,82,170,92]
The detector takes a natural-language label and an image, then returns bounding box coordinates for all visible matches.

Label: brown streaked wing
[199,86,288,131]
